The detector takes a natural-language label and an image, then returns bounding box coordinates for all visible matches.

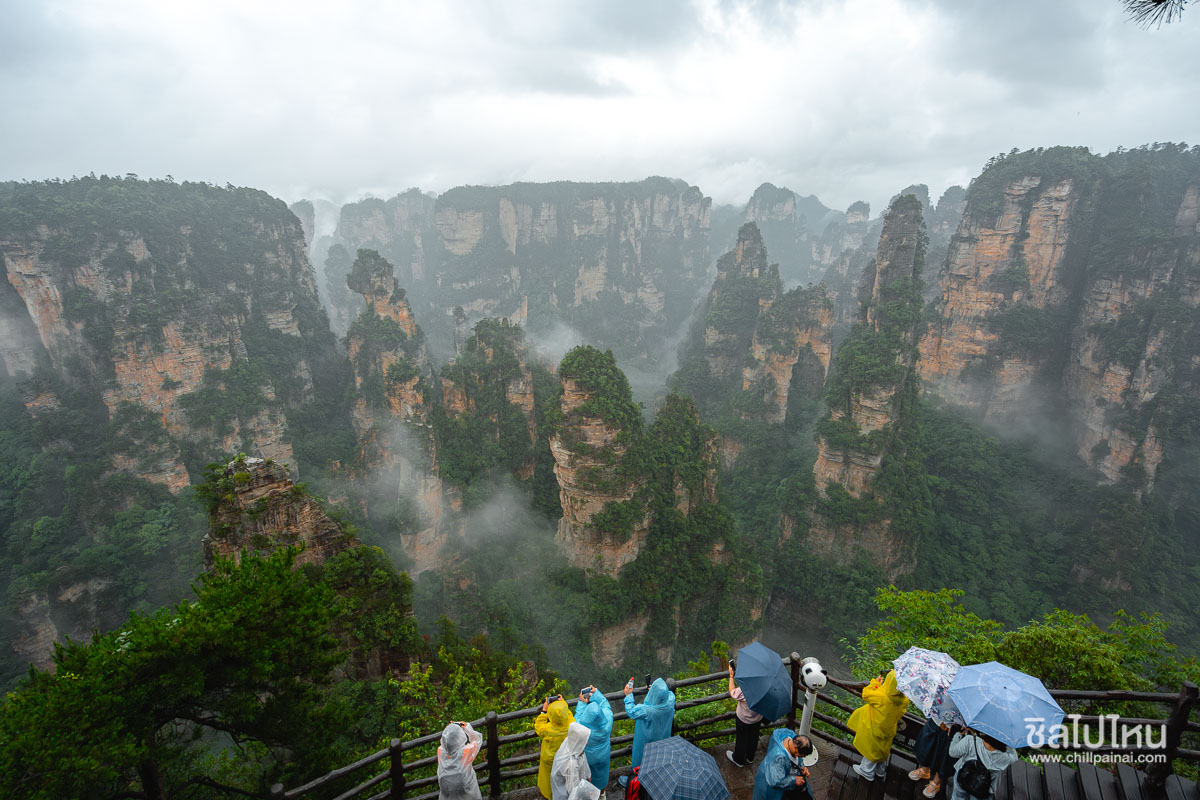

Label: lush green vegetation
[848,586,1200,750]
[555,345,644,443]
[0,542,567,799]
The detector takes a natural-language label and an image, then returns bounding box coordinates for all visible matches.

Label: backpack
[956,738,993,799]
[624,767,642,800]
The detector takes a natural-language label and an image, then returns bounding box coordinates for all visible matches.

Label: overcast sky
[2,0,1197,214]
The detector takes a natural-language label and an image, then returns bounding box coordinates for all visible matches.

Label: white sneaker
[852,763,876,781]
[726,751,747,768]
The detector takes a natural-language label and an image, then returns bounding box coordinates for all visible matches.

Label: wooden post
[667,679,678,735]
[269,784,286,800]
[788,652,802,730]
[486,710,502,798]
[1147,681,1197,788]
[389,738,406,800]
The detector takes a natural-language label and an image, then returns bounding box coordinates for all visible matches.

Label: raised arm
[461,722,483,762]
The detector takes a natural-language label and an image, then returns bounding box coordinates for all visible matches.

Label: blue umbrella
[947,661,1064,748]
[735,642,793,722]
[639,736,730,800]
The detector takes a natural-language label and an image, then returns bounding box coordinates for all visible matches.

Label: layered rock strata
[550,376,646,577]
[203,457,357,567]
[329,178,710,361]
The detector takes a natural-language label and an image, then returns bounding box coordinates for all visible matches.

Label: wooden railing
[269,655,1198,800]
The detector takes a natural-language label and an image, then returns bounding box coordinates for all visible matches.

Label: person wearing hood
[551,721,594,800]
[848,669,909,781]
[947,727,1018,800]
[617,677,676,786]
[437,721,484,800]
[535,695,576,799]
[752,729,814,800]
[574,685,614,793]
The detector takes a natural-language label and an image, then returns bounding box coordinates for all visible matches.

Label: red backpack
[625,767,643,800]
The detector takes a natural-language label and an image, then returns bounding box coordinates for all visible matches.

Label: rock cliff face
[918,173,1085,415]
[917,145,1200,494]
[0,179,328,489]
[809,194,928,576]
[435,318,542,482]
[740,183,843,286]
[203,456,357,567]
[289,200,316,249]
[739,285,835,424]
[328,178,710,362]
[550,374,646,578]
[342,249,454,573]
[699,223,781,385]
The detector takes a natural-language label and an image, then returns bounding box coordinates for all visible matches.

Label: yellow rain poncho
[848,669,909,762]
[535,699,575,799]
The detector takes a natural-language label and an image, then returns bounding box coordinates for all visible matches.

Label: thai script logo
[1024,714,1167,750]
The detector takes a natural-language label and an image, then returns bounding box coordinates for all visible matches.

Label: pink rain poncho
[550,722,593,800]
[437,722,484,800]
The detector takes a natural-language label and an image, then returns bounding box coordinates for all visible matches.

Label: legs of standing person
[852,755,887,780]
[730,717,759,766]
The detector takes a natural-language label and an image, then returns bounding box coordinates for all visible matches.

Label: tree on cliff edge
[0,548,349,800]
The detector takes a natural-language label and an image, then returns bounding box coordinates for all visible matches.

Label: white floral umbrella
[892,646,966,726]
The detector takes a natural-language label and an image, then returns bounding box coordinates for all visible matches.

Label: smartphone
[581,687,593,700]
[728,659,736,668]
[644,673,651,687]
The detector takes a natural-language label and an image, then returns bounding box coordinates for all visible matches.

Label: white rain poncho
[568,781,601,800]
[438,722,484,800]
[550,722,592,800]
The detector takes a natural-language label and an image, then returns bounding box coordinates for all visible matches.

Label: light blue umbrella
[735,642,793,722]
[947,661,1064,748]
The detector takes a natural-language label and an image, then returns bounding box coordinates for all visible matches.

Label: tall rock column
[344,249,454,573]
[549,346,646,577]
[809,194,929,575]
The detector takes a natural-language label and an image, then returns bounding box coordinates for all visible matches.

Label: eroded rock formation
[550,365,646,578]
[917,146,1200,494]
[0,181,323,488]
[203,456,357,567]
[327,179,710,362]
[809,194,928,576]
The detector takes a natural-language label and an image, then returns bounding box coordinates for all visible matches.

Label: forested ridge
[0,155,1198,796]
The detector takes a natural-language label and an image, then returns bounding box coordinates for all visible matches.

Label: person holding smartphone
[535,695,575,799]
[726,659,764,767]
[437,720,484,800]
[574,685,613,796]
[617,676,675,787]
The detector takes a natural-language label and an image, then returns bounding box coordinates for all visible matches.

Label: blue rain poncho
[623,678,676,768]
[574,689,614,789]
[752,729,807,800]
